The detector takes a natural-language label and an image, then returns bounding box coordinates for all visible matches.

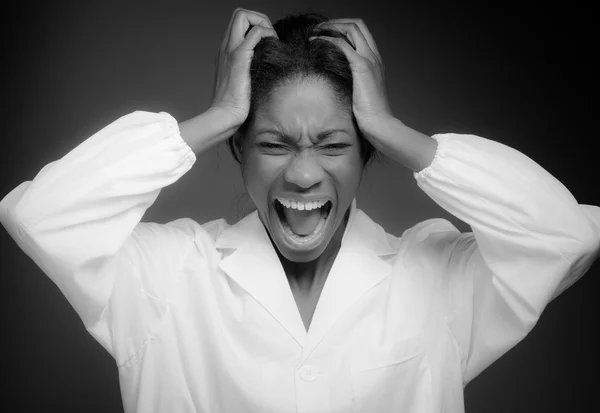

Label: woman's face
[240,77,364,263]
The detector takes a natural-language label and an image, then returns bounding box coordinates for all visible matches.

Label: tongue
[283,208,322,236]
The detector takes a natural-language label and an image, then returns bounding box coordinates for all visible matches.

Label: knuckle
[355,57,370,70]
[251,25,271,36]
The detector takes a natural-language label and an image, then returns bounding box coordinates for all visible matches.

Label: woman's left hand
[311,19,437,172]
[310,19,394,145]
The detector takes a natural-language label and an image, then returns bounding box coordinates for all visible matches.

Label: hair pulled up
[227,13,378,166]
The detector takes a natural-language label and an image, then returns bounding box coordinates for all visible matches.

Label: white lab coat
[0,111,598,413]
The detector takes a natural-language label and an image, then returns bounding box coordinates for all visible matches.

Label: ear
[232,130,244,161]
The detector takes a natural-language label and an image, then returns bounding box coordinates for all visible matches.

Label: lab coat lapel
[301,201,397,358]
[214,201,397,355]
[215,211,307,347]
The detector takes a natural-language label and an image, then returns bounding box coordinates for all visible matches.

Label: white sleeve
[413,133,600,384]
[0,111,196,356]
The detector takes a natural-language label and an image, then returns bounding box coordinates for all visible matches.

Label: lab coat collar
[215,199,396,351]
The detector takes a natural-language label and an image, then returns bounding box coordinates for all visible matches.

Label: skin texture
[238,76,363,315]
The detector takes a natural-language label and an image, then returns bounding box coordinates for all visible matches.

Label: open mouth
[273,198,333,244]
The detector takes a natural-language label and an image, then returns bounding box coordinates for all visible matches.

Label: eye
[319,143,351,154]
[257,142,290,153]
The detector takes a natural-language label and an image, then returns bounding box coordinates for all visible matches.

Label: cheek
[327,153,364,194]
[241,153,280,208]
[335,164,363,196]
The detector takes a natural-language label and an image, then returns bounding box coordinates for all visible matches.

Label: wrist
[179,107,244,155]
[363,116,437,172]
[207,103,247,130]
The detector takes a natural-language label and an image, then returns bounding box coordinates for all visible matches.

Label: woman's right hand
[210,8,278,128]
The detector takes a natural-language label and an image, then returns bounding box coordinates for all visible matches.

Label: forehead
[251,77,353,136]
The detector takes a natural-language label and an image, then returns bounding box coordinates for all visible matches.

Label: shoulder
[397,218,474,265]
[129,216,231,262]
[165,216,231,241]
[402,218,460,243]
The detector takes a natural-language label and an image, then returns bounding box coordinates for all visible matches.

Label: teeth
[277,198,328,210]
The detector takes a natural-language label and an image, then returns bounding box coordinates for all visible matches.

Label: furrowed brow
[255,129,292,143]
[317,129,348,141]
[256,128,349,143]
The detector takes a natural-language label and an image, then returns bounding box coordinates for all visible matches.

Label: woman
[1,8,598,413]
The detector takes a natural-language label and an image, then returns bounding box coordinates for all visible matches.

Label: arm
[412,133,600,382]
[316,18,600,383]
[179,106,244,155]
[0,111,197,353]
[0,8,277,358]
[354,114,437,172]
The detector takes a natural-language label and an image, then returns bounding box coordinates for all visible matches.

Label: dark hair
[227,13,379,167]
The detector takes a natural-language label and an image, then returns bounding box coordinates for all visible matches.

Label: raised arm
[0,111,196,353]
[0,8,277,358]
[316,17,600,383]
[410,133,599,382]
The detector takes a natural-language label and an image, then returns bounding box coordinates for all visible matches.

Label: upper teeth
[277,198,328,211]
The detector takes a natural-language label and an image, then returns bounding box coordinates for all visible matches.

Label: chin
[276,240,330,263]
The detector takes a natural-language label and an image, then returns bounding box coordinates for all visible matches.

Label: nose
[283,150,325,189]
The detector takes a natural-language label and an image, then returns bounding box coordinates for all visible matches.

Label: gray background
[1,1,597,411]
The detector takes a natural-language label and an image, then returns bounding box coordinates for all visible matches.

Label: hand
[311,20,437,171]
[210,8,278,127]
[310,19,394,147]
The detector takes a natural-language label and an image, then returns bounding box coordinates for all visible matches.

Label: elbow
[548,204,600,265]
[570,226,600,281]
[572,205,600,265]
[553,205,600,298]
[0,183,31,244]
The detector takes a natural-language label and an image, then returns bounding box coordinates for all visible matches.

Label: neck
[277,209,349,292]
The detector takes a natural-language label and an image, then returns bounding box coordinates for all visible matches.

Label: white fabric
[1,111,598,413]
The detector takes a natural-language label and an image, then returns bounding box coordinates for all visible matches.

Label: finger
[318,18,381,60]
[237,24,278,52]
[220,8,240,51]
[227,9,274,52]
[309,36,365,68]
[316,21,373,59]
[319,18,379,56]
[221,8,273,51]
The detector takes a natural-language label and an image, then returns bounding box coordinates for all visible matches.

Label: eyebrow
[255,129,349,143]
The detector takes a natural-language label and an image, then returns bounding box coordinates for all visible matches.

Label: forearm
[0,111,197,329]
[179,107,242,155]
[0,111,195,262]
[415,132,600,306]
[367,116,437,172]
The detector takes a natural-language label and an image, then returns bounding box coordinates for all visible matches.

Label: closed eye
[319,143,351,155]
[257,142,350,155]
[258,142,288,150]
[322,144,350,150]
